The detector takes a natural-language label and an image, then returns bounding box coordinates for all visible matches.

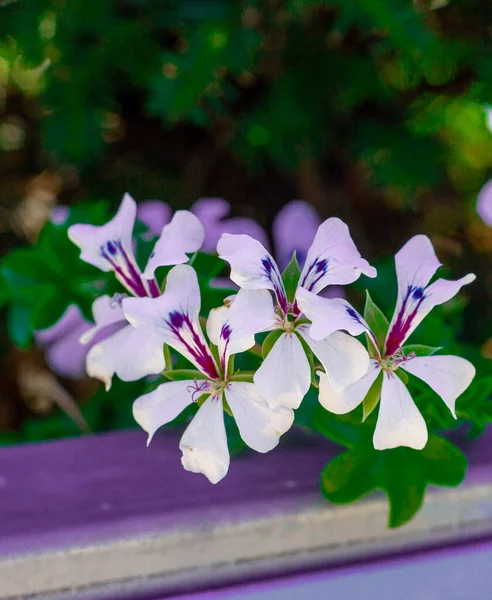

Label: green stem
[164,344,173,371]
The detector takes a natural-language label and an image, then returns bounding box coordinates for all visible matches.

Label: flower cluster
[69,194,477,483]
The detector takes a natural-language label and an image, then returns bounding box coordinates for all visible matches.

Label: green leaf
[403,344,442,357]
[6,304,33,348]
[229,372,254,383]
[363,291,389,352]
[320,434,467,528]
[262,329,283,358]
[191,251,227,279]
[296,331,318,388]
[362,371,383,421]
[281,252,301,304]
[396,369,409,385]
[163,369,208,381]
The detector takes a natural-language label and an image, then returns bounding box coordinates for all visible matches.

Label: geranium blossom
[297,235,476,450]
[217,218,377,409]
[123,264,294,484]
[68,193,204,389]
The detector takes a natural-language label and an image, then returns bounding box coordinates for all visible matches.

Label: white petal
[133,380,194,444]
[79,295,126,344]
[373,371,428,451]
[217,233,288,310]
[254,332,311,409]
[85,324,165,390]
[218,289,276,371]
[296,287,369,341]
[226,382,294,452]
[300,329,370,393]
[298,217,376,294]
[123,265,219,379]
[318,360,381,414]
[143,210,204,279]
[179,396,229,484]
[400,355,476,418]
[68,192,137,273]
[206,304,231,346]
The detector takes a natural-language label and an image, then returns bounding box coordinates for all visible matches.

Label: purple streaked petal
[85,323,166,391]
[272,200,321,270]
[143,210,204,279]
[123,265,219,379]
[298,217,376,295]
[299,328,370,395]
[136,200,172,237]
[296,287,370,341]
[400,355,475,419]
[476,179,492,227]
[317,359,381,415]
[133,380,195,445]
[374,371,428,451]
[191,197,269,253]
[179,396,229,484]
[385,235,475,355]
[216,289,277,372]
[225,382,294,453]
[68,193,150,297]
[217,233,288,311]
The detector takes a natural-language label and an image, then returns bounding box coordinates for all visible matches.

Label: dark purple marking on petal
[147,279,161,298]
[221,324,232,340]
[262,255,288,312]
[169,311,185,329]
[165,313,220,380]
[219,323,233,372]
[346,307,362,323]
[100,239,149,298]
[106,241,118,256]
[385,285,426,357]
[300,256,329,293]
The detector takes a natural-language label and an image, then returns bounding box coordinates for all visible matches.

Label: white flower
[68,193,204,389]
[217,218,376,409]
[124,265,294,484]
[298,235,476,451]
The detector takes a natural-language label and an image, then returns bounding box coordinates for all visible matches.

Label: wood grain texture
[0,429,491,600]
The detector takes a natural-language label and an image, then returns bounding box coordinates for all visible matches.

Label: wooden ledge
[1,429,491,599]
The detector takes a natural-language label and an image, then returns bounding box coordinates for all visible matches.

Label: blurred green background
[1,0,492,442]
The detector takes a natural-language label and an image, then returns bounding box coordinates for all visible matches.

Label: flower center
[378,349,416,372]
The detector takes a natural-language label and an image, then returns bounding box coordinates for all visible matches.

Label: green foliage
[281,252,301,304]
[316,406,467,527]
[262,329,283,358]
[0,202,115,345]
[363,291,389,353]
[1,0,490,194]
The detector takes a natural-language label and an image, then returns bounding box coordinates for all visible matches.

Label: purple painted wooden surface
[1,426,491,600]
[0,430,335,557]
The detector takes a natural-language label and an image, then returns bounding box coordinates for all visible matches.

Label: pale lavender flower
[217,218,376,409]
[297,235,476,450]
[35,305,93,379]
[476,180,492,227]
[124,265,293,484]
[67,193,204,390]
